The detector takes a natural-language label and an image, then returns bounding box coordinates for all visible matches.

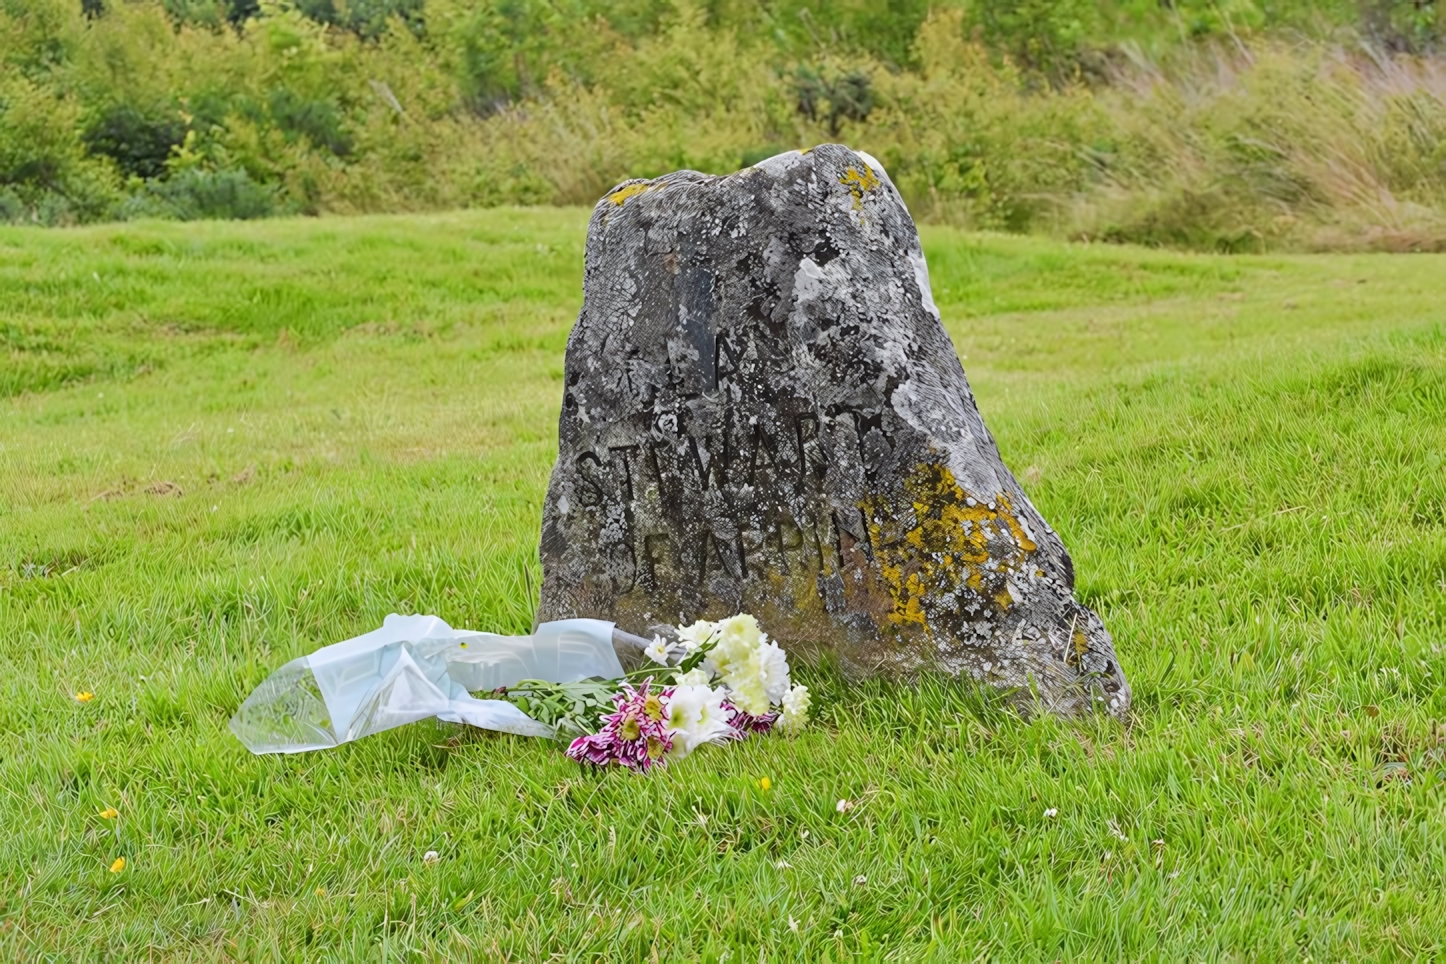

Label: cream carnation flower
[758,639,791,704]
[726,671,771,717]
[715,614,763,651]
[702,614,791,716]
[706,614,760,678]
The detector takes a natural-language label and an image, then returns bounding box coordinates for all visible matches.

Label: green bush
[0,187,24,222]
[161,0,258,28]
[267,89,353,157]
[961,0,1103,81]
[294,0,424,39]
[120,168,279,221]
[792,66,875,137]
[0,75,118,223]
[82,103,187,179]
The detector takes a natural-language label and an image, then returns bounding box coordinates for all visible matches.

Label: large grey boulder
[536,145,1130,718]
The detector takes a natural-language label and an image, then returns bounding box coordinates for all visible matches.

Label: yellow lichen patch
[606,181,661,206]
[862,463,1039,633]
[899,572,928,627]
[999,509,1038,553]
[838,166,880,210]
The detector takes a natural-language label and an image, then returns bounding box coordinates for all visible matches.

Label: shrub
[82,103,186,179]
[267,88,353,157]
[120,168,278,220]
[863,10,1106,231]
[294,0,424,39]
[793,66,875,137]
[961,0,1104,83]
[0,187,24,222]
[0,75,119,222]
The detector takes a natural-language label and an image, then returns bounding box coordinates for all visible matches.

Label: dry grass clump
[1073,43,1446,251]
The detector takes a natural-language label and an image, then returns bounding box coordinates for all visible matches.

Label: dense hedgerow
[1,0,1444,249]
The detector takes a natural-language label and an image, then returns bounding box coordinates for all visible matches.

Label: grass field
[2,209,1445,960]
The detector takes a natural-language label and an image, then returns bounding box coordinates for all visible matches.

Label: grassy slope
[1,210,1444,960]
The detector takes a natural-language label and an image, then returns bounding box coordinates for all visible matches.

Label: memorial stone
[536,145,1130,718]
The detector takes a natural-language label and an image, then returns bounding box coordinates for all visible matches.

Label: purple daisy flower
[566,680,674,772]
[724,700,779,736]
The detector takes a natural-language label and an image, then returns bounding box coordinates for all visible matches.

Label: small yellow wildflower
[109,857,126,873]
[758,777,772,791]
[98,807,118,819]
[315,887,326,896]
[75,692,95,703]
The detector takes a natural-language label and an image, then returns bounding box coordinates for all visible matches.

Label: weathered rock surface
[536,144,1130,717]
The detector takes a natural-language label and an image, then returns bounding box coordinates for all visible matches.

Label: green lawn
[2,210,1444,960]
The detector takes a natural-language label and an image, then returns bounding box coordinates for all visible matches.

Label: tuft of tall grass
[1072,41,1446,251]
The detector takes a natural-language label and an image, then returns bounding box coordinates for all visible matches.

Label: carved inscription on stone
[537,145,1130,718]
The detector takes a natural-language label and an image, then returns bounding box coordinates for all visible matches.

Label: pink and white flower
[565,680,672,771]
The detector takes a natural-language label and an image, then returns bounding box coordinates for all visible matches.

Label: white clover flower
[664,684,734,757]
[780,683,810,733]
[643,636,671,666]
[676,667,712,687]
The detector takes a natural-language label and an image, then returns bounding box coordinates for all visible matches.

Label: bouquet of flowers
[495,614,810,772]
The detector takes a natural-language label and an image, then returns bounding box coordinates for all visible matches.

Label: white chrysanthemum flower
[758,639,791,704]
[643,636,671,666]
[676,619,719,653]
[664,684,734,757]
[780,683,810,732]
[676,667,712,687]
